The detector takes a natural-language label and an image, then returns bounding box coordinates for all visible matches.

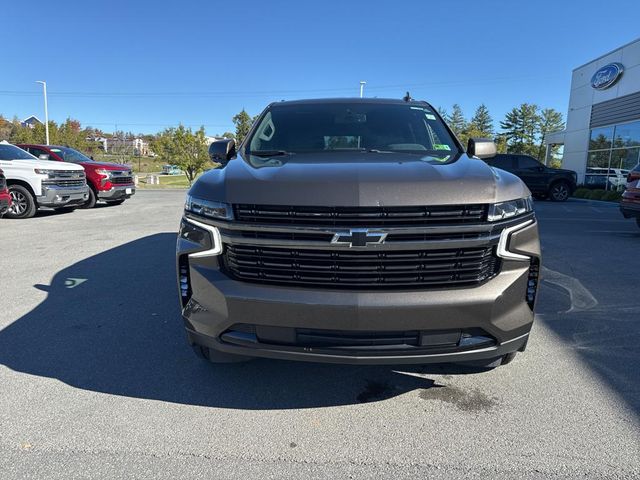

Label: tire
[548,181,570,202]
[79,188,97,209]
[106,199,125,206]
[5,185,37,219]
[192,345,251,364]
[54,206,76,214]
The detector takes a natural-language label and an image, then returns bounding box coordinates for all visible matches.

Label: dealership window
[586,120,640,190]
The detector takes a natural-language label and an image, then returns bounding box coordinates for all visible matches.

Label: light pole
[359,81,366,98]
[35,81,49,145]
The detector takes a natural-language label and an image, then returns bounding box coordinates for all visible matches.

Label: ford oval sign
[591,63,624,90]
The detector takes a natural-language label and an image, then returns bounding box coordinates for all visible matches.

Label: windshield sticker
[433,144,451,151]
[425,114,436,120]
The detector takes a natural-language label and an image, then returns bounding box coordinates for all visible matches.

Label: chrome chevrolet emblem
[331,228,387,247]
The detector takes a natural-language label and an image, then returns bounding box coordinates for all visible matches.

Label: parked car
[18,144,135,208]
[0,168,11,216]
[176,97,541,368]
[620,163,640,228]
[0,141,89,219]
[585,167,630,191]
[162,164,182,175]
[483,153,577,201]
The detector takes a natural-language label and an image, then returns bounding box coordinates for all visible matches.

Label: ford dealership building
[546,37,640,188]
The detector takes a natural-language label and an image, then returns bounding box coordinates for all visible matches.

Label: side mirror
[467,138,497,159]
[38,154,50,160]
[209,139,236,165]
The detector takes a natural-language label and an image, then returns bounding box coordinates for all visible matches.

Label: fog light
[527,259,540,310]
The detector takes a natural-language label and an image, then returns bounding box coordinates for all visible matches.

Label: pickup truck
[0,141,89,219]
[18,144,135,208]
[0,168,10,216]
[176,97,541,369]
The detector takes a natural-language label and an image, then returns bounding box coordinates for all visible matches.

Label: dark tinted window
[0,144,37,160]
[248,102,459,163]
[49,147,93,163]
[28,147,50,159]
[516,156,542,170]
[487,154,514,170]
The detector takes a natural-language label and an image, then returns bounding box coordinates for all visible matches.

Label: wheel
[79,188,97,209]
[106,199,125,206]
[548,181,570,202]
[501,352,518,365]
[54,206,76,214]
[192,345,251,363]
[5,185,37,219]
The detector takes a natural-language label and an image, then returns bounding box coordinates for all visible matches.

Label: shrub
[572,188,590,199]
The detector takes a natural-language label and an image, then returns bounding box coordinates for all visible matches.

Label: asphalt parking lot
[0,191,638,479]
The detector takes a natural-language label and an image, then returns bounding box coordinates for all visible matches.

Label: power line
[0,74,564,99]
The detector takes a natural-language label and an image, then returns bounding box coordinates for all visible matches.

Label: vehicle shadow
[0,233,466,410]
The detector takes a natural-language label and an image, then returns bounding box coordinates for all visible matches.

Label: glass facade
[586,120,640,190]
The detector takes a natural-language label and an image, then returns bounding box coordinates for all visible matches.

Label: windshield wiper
[249,150,293,157]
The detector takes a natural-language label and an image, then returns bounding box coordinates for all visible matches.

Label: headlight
[95,169,111,177]
[34,169,56,176]
[184,195,233,221]
[487,197,533,222]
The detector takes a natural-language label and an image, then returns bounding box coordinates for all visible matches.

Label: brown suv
[621,163,640,228]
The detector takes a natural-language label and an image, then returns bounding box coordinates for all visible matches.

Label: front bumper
[37,185,89,208]
[177,216,541,365]
[98,185,135,200]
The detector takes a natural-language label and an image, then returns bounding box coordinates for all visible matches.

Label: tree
[536,108,564,162]
[232,109,252,144]
[446,104,466,138]
[469,104,493,137]
[153,125,210,185]
[499,103,540,156]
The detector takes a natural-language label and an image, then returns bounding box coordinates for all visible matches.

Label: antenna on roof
[403,91,413,102]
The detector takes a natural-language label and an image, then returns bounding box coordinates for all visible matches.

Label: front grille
[112,176,133,185]
[223,245,499,289]
[234,204,488,227]
[220,229,487,244]
[43,179,85,187]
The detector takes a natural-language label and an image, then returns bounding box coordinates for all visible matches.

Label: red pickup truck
[18,144,135,208]
[0,168,11,215]
[621,163,640,229]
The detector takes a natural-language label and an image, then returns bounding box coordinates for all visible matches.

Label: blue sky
[2,0,640,135]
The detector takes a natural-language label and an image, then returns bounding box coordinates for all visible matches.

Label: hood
[82,161,132,171]
[190,151,530,206]
[2,159,85,171]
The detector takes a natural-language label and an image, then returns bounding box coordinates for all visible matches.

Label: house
[21,116,43,128]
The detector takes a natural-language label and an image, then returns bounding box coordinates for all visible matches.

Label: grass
[136,174,192,189]
[93,154,165,174]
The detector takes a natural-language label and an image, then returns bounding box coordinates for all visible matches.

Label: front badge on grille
[331,228,387,247]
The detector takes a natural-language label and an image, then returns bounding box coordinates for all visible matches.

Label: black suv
[485,154,577,201]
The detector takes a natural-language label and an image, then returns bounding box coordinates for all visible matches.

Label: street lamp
[35,81,49,145]
[359,81,366,98]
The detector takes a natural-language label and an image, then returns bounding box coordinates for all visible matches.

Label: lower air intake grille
[223,245,499,289]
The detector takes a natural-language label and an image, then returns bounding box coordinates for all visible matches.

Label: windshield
[247,102,459,162]
[50,147,93,163]
[0,144,38,161]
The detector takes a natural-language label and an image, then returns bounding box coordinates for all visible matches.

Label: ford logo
[591,63,624,90]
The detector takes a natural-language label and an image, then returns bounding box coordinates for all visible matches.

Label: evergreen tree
[469,104,493,136]
[499,103,540,156]
[536,108,564,162]
[446,104,467,138]
[232,109,253,144]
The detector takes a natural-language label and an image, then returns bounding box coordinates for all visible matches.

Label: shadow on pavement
[535,203,640,419]
[0,233,466,410]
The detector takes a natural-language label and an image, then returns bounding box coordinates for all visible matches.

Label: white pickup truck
[0,141,89,219]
